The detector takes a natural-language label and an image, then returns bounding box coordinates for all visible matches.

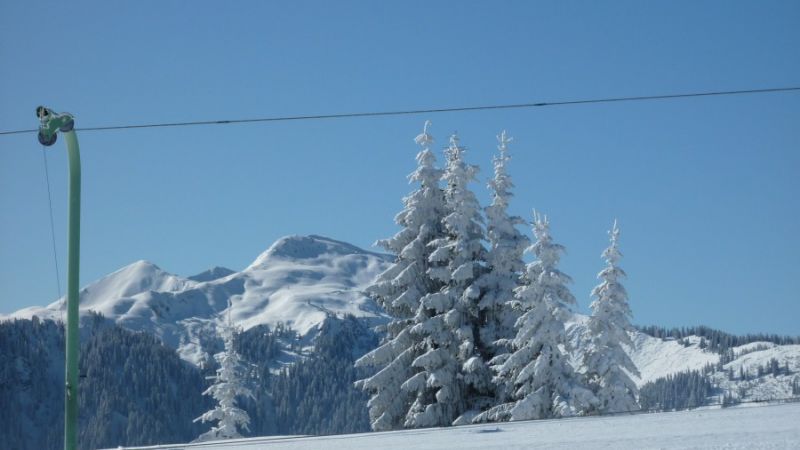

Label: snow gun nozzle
[36,106,75,146]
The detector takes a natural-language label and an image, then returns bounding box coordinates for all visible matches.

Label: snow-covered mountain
[3,235,393,365]
[4,234,798,401]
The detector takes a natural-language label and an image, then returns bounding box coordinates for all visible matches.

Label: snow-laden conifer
[478,131,529,386]
[405,134,491,427]
[355,121,448,431]
[369,120,446,321]
[478,212,596,422]
[583,220,640,413]
[194,310,254,441]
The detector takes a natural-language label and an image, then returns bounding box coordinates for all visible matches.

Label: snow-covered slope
[628,334,719,385]
[567,316,800,402]
[233,235,390,333]
[188,266,236,282]
[106,402,800,450]
[714,343,800,401]
[627,334,800,399]
[3,235,392,365]
[10,260,199,320]
[567,316,720,386]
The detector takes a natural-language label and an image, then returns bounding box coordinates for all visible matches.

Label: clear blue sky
[1,1,798,335]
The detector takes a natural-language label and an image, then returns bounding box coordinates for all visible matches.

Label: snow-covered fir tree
[478,212,596,422]
[405,133,491,427]
[582,220,640,413]
[355,121,448,431]
[194,309,254,441]
[477,131,529,405]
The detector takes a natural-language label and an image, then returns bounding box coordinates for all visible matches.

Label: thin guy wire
[1,86,798,136]
[41,146,63,305]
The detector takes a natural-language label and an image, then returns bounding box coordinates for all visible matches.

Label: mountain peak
[187,266,235,282]
[116,259,167,280]
[248,235,386,269]
[78,259,194,307]
[129,259,159,268]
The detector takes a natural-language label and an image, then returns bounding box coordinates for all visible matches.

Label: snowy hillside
[566,317,800,403]
[568,317,719,386]
[3,235,392,365]
[715,343,800,401]
[629,333,719,385]
[107,402,800,449]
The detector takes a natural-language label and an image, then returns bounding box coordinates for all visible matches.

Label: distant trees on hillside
[0,314,377,449]
[639,370,713,411]
[0,317,65,450]
[636,325,800,353]
[271,316,377,435]
[0,314,211,450]
[2,309,797,449]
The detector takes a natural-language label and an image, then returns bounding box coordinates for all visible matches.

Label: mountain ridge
[3,234,393,365]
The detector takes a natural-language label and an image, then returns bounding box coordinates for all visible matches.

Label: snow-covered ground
[109,402,800,449]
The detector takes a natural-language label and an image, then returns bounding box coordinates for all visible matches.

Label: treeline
[636,325,800,353]
[230,323,296,437]
[638,370,714,411]
[78,320,212,449]
[0,314,211,450]
[1,314,380,449]
[269,316,377,435]
[231,315,376,437]
[0,317,65,450]
[7,312,796,448]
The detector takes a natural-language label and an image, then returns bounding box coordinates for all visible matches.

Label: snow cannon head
[36,106,75,146]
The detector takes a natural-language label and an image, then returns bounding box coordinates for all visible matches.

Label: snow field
[110,402,800,450]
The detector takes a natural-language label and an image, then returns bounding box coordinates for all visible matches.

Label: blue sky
[1,1,798,334]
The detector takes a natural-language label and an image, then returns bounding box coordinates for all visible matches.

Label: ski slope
[108,402,800,449]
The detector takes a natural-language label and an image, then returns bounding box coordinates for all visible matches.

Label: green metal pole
[64,130,80,450]
[36,106,80,450]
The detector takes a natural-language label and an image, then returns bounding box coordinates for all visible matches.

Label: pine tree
[479,212,596,422]
[477,130,529,404]
[582,220,640,414]
[194,311,254,441]
[355,121,448,431]
[404,133,491,427]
